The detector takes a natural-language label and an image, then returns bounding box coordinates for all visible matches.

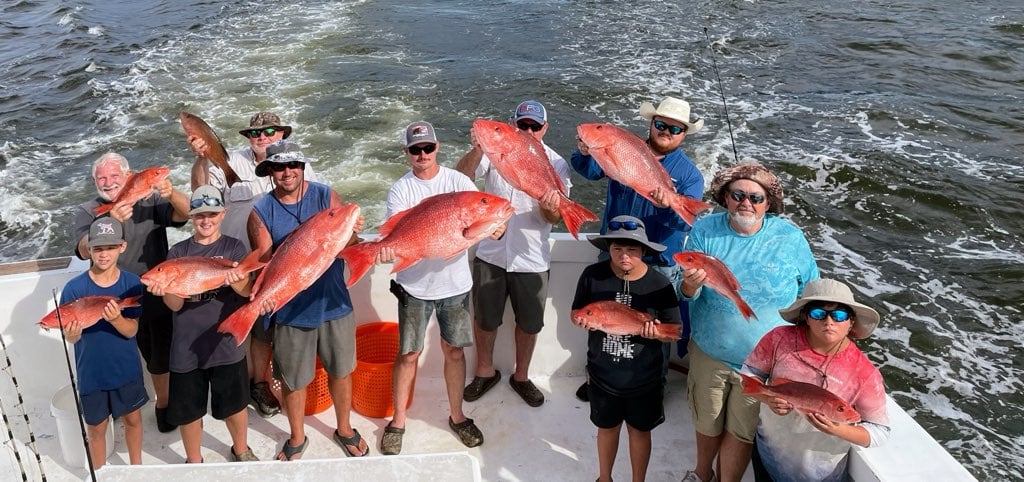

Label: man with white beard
[73,152,190,434]
[677,162,819,482]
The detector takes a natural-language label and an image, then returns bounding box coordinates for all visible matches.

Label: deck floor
[19,372,755,481]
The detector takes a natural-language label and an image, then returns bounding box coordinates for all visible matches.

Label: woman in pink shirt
[741,279,890,482]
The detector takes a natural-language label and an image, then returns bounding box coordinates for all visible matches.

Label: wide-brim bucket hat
[779,278,881,339]
[587,215,666,253]
[709,161,784,214]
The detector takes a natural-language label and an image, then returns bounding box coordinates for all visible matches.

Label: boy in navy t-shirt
[60,217,147,468]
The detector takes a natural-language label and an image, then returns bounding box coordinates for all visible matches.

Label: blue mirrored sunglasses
[190,195,224,209]
[807,307,851,323]
[608,220,640,231]
[652,119,685,135]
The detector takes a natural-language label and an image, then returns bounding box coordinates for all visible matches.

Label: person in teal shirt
[679,162,819,482]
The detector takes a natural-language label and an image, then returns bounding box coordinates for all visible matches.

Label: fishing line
[0,332,46,481]
[703,27,740,164]
[51,289,97,481]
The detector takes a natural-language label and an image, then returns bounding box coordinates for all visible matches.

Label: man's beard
[730,211,763,230]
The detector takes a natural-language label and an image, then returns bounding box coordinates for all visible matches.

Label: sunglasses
[408,143,437,155]
[652,120,686,136]
[608,220,640,231]
[269,160,304,172]
[807,307,851,323]
[516,121,544,132]
[729,190,766,205]
[243,127,279,139]
[190,195,224,209]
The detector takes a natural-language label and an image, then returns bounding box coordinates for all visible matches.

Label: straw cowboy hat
[779,279,881,340]
[709,162,785,214]
[639,97,704,134]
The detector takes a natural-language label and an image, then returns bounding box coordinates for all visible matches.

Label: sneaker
[155,406,176,433]
[575,381,590,402]
[681,470,717,482]
[463,370,501,402]
[508,376,544,407]
[448,417,483,448]
[250,381,280,418]
[231,446,259,462]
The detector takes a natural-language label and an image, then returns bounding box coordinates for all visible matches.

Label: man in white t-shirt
[456,100,567,407]
[378,121,505,456]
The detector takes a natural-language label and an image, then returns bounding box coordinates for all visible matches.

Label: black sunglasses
[408,143,437,155]
[729,190,766,205]
[269,160,304,172]
[608,220,640,231]
[190,195,224,209]
[516,121,543,132]
[652,120,686,136]
[243,127,279,139]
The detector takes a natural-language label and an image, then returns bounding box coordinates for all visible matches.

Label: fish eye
[837,406,845,412]
[481,197,488,204]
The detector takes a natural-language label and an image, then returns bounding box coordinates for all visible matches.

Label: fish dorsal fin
[379,208,413,237]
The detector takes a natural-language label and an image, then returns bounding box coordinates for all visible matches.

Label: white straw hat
[639,97,704,134]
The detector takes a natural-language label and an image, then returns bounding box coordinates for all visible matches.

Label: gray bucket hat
[587,215,666,253]
[779,278,881,340]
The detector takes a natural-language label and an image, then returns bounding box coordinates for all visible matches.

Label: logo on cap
[96,222,116,236]
[410,126,429,138]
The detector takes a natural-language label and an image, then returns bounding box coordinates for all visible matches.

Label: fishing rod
[703,26,740,164]
[51,289,97,481]
[0,332,47,481]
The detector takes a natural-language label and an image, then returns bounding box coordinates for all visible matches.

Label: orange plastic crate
[304,357,332,416]
[352,322,413,418]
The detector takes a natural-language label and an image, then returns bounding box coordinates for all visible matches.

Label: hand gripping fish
[180,112,239,185]
[576,122,713,226]
[92,166,170,215]
[140,250,266,297]
[339,191,515,288]
[741,373,862,424]
[673,251,757,321]
[570,300,681,342]
[471,119,598,238]
[39,295,143,330]
[217,204,361,345]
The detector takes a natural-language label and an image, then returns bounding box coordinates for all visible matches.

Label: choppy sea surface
[1,0,1021,479]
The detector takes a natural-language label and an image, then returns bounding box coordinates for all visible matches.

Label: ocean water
[1,0,1022,479]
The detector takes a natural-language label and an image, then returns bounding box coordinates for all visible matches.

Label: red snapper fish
[673,251,757,321]
[471,118,598,239]
[39,295,143,330]
[93,166,171,215]
[570,300,681,342]
[576,122,713,226]
[180,112,239,185]
[218,204,361,344]
[340,191,515,288]
[741,373,862,424]
[140,250,266,297]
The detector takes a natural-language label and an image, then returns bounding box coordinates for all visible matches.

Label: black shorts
[166,358,248,425]
[471,258,548,335]
[137,291,173,374]
[589,382,665,432]
[250,314,275,344]
[80,377,148,426]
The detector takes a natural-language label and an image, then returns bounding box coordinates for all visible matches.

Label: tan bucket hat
[779,279,881,339]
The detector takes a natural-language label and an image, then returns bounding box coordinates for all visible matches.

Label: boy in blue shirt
[60,218,147,468]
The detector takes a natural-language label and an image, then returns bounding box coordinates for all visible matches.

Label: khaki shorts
[686,340,760,443]
[272,313,356,391]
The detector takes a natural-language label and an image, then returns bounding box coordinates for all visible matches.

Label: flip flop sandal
[277,435,308,461]
[334,428,369,457]
[379,423,405,455]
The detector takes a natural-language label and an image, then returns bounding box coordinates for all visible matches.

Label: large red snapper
[741,373,862,424]
[39,295,143,330]
[140,250,265,297]
[180,112,239,185]
[93,166,171,215]
[217,204,361,344]
[673,251,757,321]
[471,119,598,239]
[576,122,713,226]
[570,300,681,342]
[340,191,515,288]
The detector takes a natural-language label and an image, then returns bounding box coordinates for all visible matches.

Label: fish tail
[93,203,113,215]
[733,293,759,321]
[558,198,599,239]
[236,249,267,275]
[338,242,379,288]
[655,323,683,342]
[121,295,143,308]
[740,373,765,395]
[217,302,259,346]
[670,195,714,227]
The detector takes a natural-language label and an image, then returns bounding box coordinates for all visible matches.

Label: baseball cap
[88,218,124,248]
[189,184,225,216]
[404,121,438,147]
[513,100,547,124]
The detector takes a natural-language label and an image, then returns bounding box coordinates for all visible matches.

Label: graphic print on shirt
[602,290,635,361]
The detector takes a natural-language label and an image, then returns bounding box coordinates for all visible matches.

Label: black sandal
[334,428,369,457]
